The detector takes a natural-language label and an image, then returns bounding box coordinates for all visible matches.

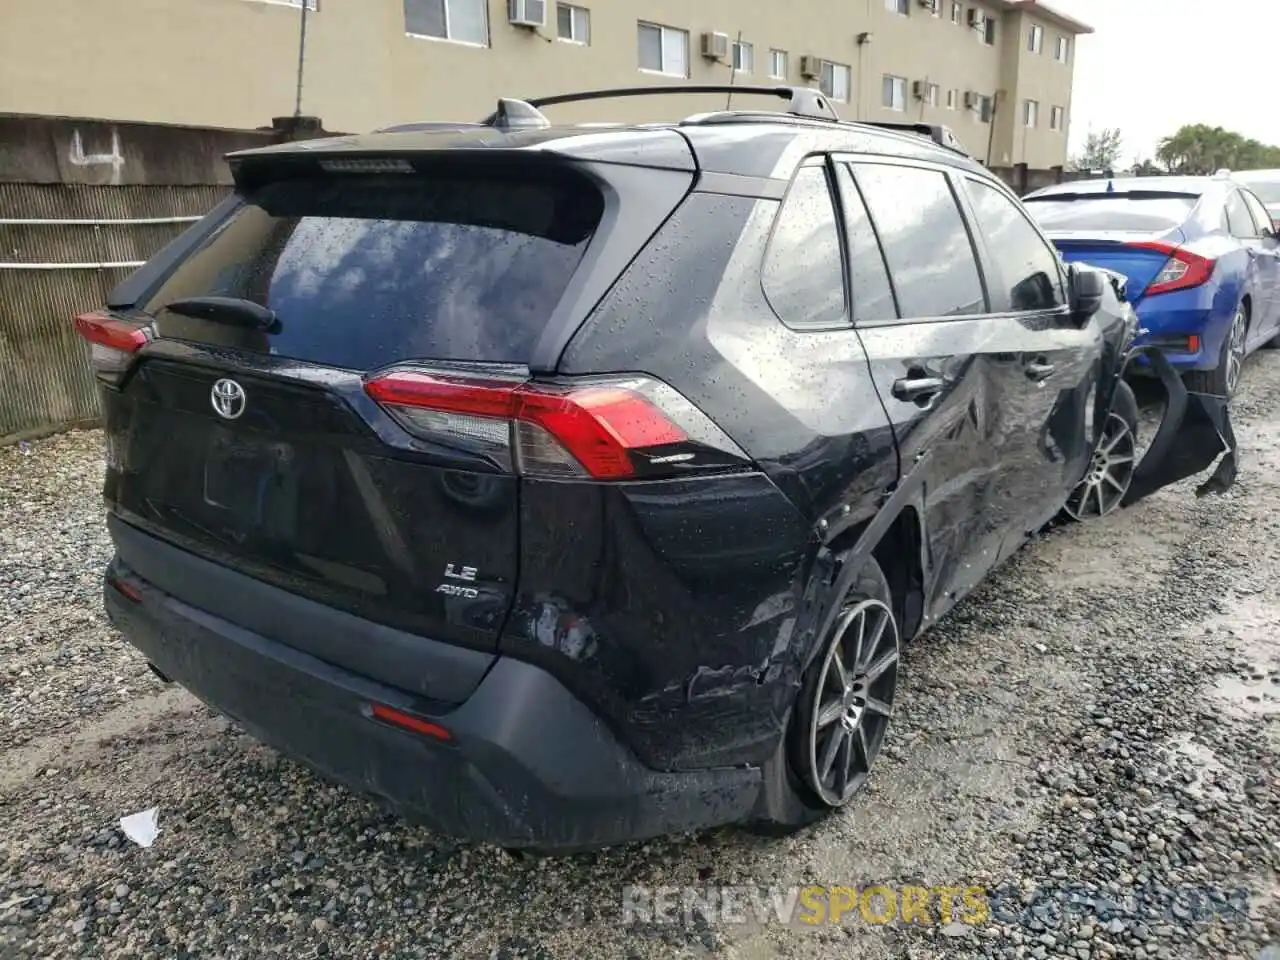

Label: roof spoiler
[475,84,844,127]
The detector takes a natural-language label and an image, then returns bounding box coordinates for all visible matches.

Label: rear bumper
[104,548,761,851]
[1130,289,1231,372]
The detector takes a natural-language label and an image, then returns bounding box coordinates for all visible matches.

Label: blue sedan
[1023,174,1280,396]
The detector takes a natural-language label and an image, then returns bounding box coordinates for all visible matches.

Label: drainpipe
[985,89,1002,166]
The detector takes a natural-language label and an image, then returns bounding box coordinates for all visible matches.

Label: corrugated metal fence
[0,183,227,441]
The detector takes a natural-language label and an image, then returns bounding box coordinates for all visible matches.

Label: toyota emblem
[210,378,247,420]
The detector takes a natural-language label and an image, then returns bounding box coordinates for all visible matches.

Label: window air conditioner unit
[912,80,925,100]
[967,8,983,26]
[507,0,546,28]
[918,0,937,8]
[963,91,977,109]
[799,55,821,79]
[701,31,730,60]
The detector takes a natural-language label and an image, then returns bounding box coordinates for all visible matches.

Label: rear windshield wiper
[161,296,280,333]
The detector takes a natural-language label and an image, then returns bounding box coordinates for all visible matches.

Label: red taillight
[364,368,746,480]
[1129,241,1216,296]
[369,703,452,742]
[73,311,150,377]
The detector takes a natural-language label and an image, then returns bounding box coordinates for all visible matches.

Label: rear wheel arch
[822,505,925,646]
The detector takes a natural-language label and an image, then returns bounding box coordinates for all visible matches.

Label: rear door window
[1225,191,1257,239]
[852,162,986,318]
[964,178,1066,312]
[833,164,898,322]
[761,163,847,329]
[143,173,604,370]
[1240,190,1274,235]
[1022,193,1197,232]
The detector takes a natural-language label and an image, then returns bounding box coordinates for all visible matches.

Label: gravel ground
[1,357,1278,960]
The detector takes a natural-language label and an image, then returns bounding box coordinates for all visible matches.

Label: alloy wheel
[805,597,899,808]
[1225,306,1248,396]
[1063,411,1136,521]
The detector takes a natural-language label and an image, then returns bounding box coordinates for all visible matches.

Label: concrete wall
[0,0,1085,166]
[0,115,322,442]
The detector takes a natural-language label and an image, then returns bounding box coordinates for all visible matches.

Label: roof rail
[477,84,842,126]
[858,121,968,155]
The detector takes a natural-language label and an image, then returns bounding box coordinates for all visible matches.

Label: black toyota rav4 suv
[82,86,1236,852]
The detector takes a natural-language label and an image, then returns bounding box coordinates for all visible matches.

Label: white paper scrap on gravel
[119,807,160,847]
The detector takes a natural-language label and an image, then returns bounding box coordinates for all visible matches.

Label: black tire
[1061,379,1139,523]
[1185,301,1248,397]
[749,556,899,837]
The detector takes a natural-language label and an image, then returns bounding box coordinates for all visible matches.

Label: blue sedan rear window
[1022,194,1198,232]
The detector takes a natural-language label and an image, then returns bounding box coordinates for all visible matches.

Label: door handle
[892,375,946,403]
[1025,360,1056,381]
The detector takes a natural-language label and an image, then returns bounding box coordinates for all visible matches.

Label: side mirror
[1069,265,1105,323]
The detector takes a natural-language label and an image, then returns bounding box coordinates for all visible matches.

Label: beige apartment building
[0,0,1090,169]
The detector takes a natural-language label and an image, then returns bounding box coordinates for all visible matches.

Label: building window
[556,4,590,44]
[946,88,957,110]
[1050,105,1065,130]
[732,40,754,73]
[769,49,788,79]
[820,61,851,103]
[951,1,962,22]
[973,93,993,122]
[1023,99,1039,128]
[885,0,910,15]
[928,0,942,16]
[404,0,488,46]
[1027,24,1043,52]
[983,16,996,44]
[637,22,688,77]
[882,75,907,111]
[925,82,940,106]
[1055,35,1070,61]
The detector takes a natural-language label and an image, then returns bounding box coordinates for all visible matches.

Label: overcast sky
[1055,0,1280,164]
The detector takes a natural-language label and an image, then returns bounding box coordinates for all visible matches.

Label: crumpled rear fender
[1120,346,1238,506]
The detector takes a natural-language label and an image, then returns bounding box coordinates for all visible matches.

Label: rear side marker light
[368,703,453,742]
[107,574,143,604]
[1146,333,1201,354]
[1128,241,1216,296]
[73,311,150,378]
[363,368,750,481]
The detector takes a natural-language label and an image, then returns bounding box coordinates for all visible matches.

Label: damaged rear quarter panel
[500,472,818,772]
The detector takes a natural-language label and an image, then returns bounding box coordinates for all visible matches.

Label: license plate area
[202,430,299,539]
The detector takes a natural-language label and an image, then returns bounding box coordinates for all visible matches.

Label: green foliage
[1073,128,1123,171]
[1155,124,1280,175]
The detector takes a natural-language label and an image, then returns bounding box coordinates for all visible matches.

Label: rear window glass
[143,173,603,370]
[1022,194,1197,232]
